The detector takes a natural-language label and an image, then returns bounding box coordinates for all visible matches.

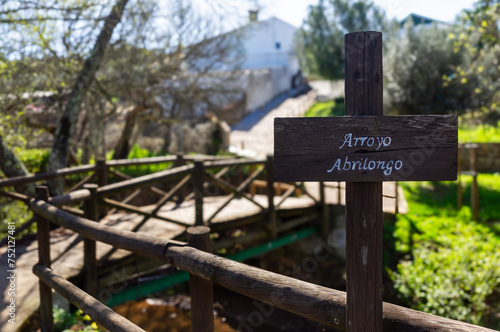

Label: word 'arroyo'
[339,133,392,150]
[328,133,403,175]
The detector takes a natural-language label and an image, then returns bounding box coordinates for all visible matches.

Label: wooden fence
[2,155,480,331]
[0,155,329,238]
[26,189,495,332]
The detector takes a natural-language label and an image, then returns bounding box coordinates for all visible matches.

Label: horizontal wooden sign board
[274,115,458,182]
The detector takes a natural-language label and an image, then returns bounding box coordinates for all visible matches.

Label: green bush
[116,144,172,177]
[390,177,500,327]
[15,148,50,173]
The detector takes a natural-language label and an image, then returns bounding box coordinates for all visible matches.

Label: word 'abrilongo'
[327,133,403,175]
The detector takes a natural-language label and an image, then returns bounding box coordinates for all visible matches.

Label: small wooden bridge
[1,155,490,332]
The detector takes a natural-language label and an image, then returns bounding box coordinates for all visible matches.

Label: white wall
[240,17,298,72]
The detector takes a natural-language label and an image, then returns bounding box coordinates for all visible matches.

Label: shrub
[390,178,500,327]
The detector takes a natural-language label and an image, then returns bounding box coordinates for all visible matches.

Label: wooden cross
[274,31,457,331]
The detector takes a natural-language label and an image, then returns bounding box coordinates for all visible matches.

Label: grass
[459,121,500,143]
[387,174,500,328]
[305,99,345,117]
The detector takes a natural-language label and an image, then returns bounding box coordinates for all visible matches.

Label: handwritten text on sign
[327,133,402,175]
[274,115,458,182]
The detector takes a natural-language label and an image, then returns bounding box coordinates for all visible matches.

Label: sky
[250,0,479,27]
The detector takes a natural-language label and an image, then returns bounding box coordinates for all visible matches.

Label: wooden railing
[28,192,495,332]
[1,155,329,245]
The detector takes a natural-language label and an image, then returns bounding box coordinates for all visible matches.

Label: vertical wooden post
[35,186,54,332]
[187,226,214,332]
[194,161,204,226]
[97,159,108,218]
[394,182,399,215]
[470,147,479,221]
[319,182,329,236]
[83,184,98,297]
[175,154,186,202]
[457,146,462,210]
[344,31,383,332]
[266,155,277,237]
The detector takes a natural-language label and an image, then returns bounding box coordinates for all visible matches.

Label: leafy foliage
[447,1,500,122]
[384,23,467,115]
[53,306,100,332]
[390,176,500,327]
[294,0,390,80]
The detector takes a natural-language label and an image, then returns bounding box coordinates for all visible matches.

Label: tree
[383,22,468,115]
[446,0,500,121]
[47,0,129,194]
[0,0,247,193]
[294,0,391,80]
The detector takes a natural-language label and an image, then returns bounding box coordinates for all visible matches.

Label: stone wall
[459,143,500,173]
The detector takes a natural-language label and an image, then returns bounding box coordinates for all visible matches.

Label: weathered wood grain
[187,226,214,332]
[274,115,458,182]
[35,186,54,332]
[164,244,497,332]
[33,264,145,332]
[344,30,383,332]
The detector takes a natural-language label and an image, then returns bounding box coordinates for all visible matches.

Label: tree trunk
[47,0,129,194]
[113,105,145,159]
[0,135,35,195]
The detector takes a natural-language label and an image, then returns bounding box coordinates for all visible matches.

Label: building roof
[400,13,447,27]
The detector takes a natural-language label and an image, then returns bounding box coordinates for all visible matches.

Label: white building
[239,16,299,73]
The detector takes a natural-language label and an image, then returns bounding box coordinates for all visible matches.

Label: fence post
[35,185,54,332]
[194,161,204,226]
[266,155,277,237]
[97,159,108,217]
[83,184,98,297]
[175,154,186,202]
[187,226,214,332]
[470,146,479,221]
[319,182,329,237]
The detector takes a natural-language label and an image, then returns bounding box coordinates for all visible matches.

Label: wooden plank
[49,188,91,206]
[101,197,190,227]
[0,164,97,189]
[194,161,205,226]
[344,30,383,332]
[107,155,177,167]
[164,244,497,332]
[29,199,172,261]
[34,186,54,332]
[206,167,265,223]
[33,265,145,332]
[274,115,458,182]
[187,226,214,332]
[83,184,98,297]
[97,164,194,196]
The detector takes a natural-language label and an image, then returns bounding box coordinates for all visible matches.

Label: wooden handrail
[29,199,173,261]
[97,164,195,197]
[106,155,178,167]
[28,199,496,332]
[49,189,91,206]
[203,158,265,169]
[33,265,145,332]
[0,164,97,189]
